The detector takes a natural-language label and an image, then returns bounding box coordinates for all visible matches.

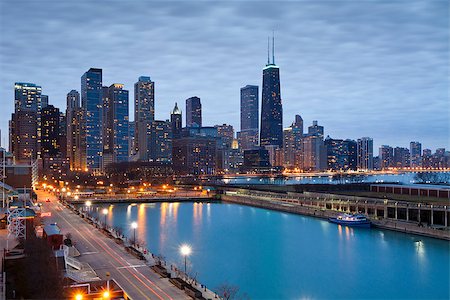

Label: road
[37,190,188,300]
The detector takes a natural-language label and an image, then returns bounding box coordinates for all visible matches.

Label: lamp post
[131,222,137,245]
[180,244,191,277]
[102,208,108,228]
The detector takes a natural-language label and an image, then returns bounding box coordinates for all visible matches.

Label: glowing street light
[131,221,138,244]
[102,208,108,227]
[75,293,83,300]
[180,244,192,275]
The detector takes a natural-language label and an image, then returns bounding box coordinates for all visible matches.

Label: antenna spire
[272,30,275,65]
[267,36,270,65]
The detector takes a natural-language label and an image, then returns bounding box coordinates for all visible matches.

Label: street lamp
[180,244,191,276]
[85,200,92,213]
[102,208,108,227]
[131,222,138,244]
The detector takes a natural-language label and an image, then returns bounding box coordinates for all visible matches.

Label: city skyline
[0,1,448,151]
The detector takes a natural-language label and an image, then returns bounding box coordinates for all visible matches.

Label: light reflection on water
[87,202,449,300]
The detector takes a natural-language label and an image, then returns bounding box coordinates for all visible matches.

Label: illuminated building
[66,90,86,171]
[283,115,303,168]
[81,68,103,172]
[410,141,422,168]
[302,135,327,171]
[146,120,172,162]
[379,145,393,169]
[170,102,182,139]
[134,76,154,156]
[186,96,202,127]
[172,136,216,175]
[325,137,358,171]
[357,137,374,170]
[238,85,259,150]
[260,36,283,148]
[393,147,410,168]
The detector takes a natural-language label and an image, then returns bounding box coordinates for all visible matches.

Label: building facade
[146,120,172,163]
[134,76,154,156]
[410,141,422,168]
[357,137,374,170]
[170,103,182,139]
[186,97,202,128]
[379,145,393,169]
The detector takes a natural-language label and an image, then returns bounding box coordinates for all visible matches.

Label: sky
[0,0,448,152]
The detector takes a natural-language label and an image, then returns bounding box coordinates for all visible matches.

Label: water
[220,172,450,185]
[87,202,450,299]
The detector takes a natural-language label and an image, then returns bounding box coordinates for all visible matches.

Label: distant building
[243,148,270,170]
[146,120,172,163]
[379,145,393,169]
[283,115,303,168]
[170,103,182,139]
[410,141,422,168]
[102,84,129,167]
[81,68,103,172]
[186,97,202,127]
[215,124,234,149]
[41,105,60,156]
[66,90,86,171]
[393,147,410,168]
[128,121,135,158]
[260,37,283,149]
[325,137,357,171]
[238,85,259,150]
[308,120,324,138]
[302,135,327,171]
[172,136,217,175]
[357,137,373,170]
[134,76,154,156]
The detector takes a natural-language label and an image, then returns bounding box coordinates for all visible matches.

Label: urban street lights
[102,208,108,228]
[131,222,137,245]
[85,200,92,213]
[180,244,191,276]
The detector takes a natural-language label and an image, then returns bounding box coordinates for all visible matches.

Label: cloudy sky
[0,0,448,151]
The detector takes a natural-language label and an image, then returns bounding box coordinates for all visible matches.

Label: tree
[216,283,240,300]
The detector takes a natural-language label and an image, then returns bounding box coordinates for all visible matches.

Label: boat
[328,213,371,227]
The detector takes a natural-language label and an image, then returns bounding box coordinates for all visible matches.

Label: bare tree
[216,283,240,300]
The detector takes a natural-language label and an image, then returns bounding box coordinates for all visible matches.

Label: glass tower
[81,68,103,172]
[186,96,202,127]
[134,76,154,156]
[260,37,283,148]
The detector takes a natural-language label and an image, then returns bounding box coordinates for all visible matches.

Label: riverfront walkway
[38,190,197,300]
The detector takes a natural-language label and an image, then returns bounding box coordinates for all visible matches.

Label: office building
[325,137,357,171]
[81,68,103,172]
[171,102,182,139]
[260,36,282,148]
[238,85,259,150]
[172,136,217,175]
[393,147,410,168]
[66,90,86,171]
[379,145,393,170]
[410,141,422,168]
[186,96,202,127]
[145,120,172,162]
[357,137,374,170]
[134,76,154,156]
[302,135,327,171]
[283,115,303,168]
[41,105,60,156]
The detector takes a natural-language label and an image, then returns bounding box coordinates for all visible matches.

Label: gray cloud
[0,0,448,151]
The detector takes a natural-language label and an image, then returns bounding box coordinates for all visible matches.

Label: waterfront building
[357,137,374,170]
[410,141,422,168]
[308,120,324,138]
[393,147,410,168]
[302,135,327,171]
[186,96,202,128]
[102,84,129,167]
[171,103,182,139]
[346,139,358,170]
[10,82,43,162]
[243,148,270,170]
[146,120,172,162]
[422,149,432,169]
[283,115,303,168]
[172,136,217,175]
[260,37,283,148]
[215,124,234,149]
[238,85,259,150]
[134,76,154,156]
[66,90,86,171]
[81,68,103,172]
[324,137,357,171]
[128,121,135,158]
[379,145,393,169]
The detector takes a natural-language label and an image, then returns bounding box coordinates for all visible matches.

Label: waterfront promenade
[37,190,206,300]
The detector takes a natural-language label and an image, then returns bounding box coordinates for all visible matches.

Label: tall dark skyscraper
[66,90,86,171]
[171,102,182,138]
[239,85,259,150]
[81,68,103,172]
[260,36,283,148]
[186,96,202,127]
[41,105,60,156]
[134,76,154,156]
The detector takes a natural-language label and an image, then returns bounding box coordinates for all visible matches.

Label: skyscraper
[283,115,303,168]
[410,141,422,168]
[379,145,393,169]
[357,137,374,170]
[186,96,202,127]
[171,102,182,139]
[239,85,259,150]
[260,36,282,148]
[393,147,410,168]
[41,105,60,156]
[66,90,86,171]
[146,120,172,162]
[10,82,43,162]
[81,68,103,172]
[134,76,154,156]
[103,84,129,166]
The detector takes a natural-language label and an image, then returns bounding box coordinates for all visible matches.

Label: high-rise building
[172,136,217,175]
[260,36,282,148]
[103,84,129,166]
[134,76,154,156]
[146,120,172,162]
[325,137,357,171]
[128,121,135,158]
[58,112,67,159]
[41,95,49,109]
[81,68,103,172]
[308,121,324,138]
[357,137,373,170]
[215,124,234,149]
[11,82,43,162]
[283,115,303,168]
[393,147,410,168]
[379,145,393,169]
[66,90,86,171]
[410,141,422,168]
[170,103,182,139]
[41,105,60,156]
[186,97,202,127]
[239,85,259,150]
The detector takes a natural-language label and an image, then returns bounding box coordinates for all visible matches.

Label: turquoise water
[89,202,450,299]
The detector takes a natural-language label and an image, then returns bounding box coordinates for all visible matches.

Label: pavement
[37,190,190,300]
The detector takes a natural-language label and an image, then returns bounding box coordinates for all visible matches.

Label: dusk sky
[0,0,448,151]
